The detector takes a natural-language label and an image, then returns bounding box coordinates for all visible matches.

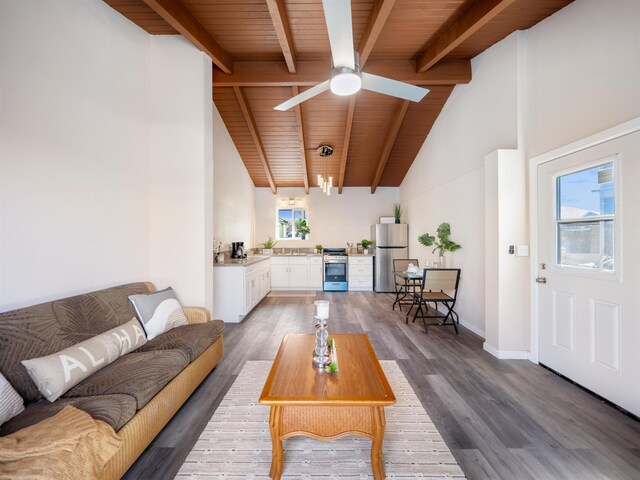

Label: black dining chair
[392,259,419,311]
[405,268,461,334]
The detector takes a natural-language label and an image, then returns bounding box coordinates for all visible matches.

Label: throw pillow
[0,373,25,427]
[21,318,147,402]
[128,287,188,340]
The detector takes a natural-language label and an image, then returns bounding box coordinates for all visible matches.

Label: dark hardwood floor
[123,291,640,479]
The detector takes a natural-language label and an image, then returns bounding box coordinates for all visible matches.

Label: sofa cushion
[136,320,224,362]
[21,318,148,402]
[0,283,151,403]
[0,394,137,436]
[128,287,188,340]
[63,350,189,409]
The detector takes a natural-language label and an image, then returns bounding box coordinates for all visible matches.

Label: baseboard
[430,305,485,338]
[483,342,529,360]
[459,318,485,338]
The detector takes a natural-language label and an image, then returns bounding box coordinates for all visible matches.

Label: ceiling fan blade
[361,72,429,103]
[274,80,331,111]
[322,0,355,70]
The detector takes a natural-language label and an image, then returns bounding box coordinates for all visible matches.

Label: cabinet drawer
[349,256,373,265]
[308,256,322,265]
[246,263,260,274]
[349,265,372,277]
[270,256,289,265]
[289,256,310,265]
[349,277,373,290]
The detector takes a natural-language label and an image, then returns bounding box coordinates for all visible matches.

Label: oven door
[324,261,347,282]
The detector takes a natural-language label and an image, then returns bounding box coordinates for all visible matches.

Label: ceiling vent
[317,145,334,157]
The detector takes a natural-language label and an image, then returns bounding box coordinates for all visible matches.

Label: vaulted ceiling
[105,0,573,193]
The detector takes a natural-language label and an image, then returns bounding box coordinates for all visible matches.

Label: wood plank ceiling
[105,0,573,194]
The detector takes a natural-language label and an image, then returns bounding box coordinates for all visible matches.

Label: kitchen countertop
[214,253,373,266]
[269,253,321,257]
[214,256,271,267]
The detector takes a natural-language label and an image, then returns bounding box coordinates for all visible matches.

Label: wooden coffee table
[259,334,396,479]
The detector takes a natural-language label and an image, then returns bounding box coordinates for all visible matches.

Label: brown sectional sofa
[0,282,224,479]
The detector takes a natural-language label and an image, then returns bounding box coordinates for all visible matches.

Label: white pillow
[0,373,25,427]
[21,318,147,402]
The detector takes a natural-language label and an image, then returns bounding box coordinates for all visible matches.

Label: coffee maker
[231,242,246,259]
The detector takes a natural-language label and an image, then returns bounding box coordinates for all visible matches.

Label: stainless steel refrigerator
[371,223,408,292]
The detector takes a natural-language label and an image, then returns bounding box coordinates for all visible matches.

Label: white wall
[212,105,255,250]
[401,0,640,342]
[525,0,640,158]
[400,33,520,336]
[484,149,529,356]
[254,187,400,249]
[148,37,214,311]
[0,1,214,312]
[0,0,151,310]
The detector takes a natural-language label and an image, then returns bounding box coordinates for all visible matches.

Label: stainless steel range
[323,248,348,291]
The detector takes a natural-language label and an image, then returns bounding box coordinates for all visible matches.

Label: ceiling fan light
[330,69,361,96]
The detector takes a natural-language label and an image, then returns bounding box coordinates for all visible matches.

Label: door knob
[535,276,547,284]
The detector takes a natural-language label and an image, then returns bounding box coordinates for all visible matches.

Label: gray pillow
[128,287,188,340]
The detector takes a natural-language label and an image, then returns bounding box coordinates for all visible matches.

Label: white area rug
[176,361,465,479]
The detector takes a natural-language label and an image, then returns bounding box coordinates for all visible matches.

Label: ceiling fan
[274,0,429,111]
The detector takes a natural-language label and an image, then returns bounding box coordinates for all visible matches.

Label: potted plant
[295,219,311,239]
[361,239,372,255]
[315,244,323,254]
[259,236,277,254]
[394,204,402,224]
[418,223,461,267]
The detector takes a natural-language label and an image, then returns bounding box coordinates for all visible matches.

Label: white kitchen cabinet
[309,256,323,289]
[288,265,309,286]
[270,257,290,288]
[269,255,322,290]
[213,257,271,323]
[348,256,373,291]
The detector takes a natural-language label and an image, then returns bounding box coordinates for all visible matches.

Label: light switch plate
[516,245,529,257]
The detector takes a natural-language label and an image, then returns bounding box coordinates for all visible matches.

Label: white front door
[537,130,640,417]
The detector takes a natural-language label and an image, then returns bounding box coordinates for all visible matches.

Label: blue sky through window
[558,162,614,219]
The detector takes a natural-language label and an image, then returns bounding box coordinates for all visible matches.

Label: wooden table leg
[370,406,386,480]
[269,406,283,479]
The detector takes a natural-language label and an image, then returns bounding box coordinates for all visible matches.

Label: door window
[555,160,615,271]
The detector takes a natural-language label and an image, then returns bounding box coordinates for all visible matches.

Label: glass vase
[313,300,330,368]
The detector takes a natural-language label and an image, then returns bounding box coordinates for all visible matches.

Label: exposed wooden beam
[233,87,277,193]
[358,0,397,67]
[417,0,516,72]
[142,0,233,74]
[371,100,410,194]
[338,97,356,194]
[335,1,395,194]
[291,86,309,194]
[213,59,471,87]
[266,0,297,73]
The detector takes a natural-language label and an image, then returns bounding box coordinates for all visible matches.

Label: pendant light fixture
[316,145,334,196]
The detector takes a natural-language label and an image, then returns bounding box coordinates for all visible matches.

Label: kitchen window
[555,160,615,271]
[276,208,309,240]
